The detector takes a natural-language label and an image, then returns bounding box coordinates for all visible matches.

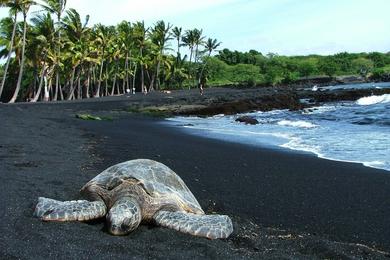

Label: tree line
[209,49,390,86]
[0,0,221,102]
[1,1,389,103]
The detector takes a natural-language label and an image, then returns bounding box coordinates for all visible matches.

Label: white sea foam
[280,137,322,156]
[363,160,385,168]
[166,96,390,172]
[282,139,388,171]
[303,105,337,114]
[356,94,390,106]
[277,120,318,128]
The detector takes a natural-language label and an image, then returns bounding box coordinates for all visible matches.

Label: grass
[126,107,172,118]
[75,114,113,121]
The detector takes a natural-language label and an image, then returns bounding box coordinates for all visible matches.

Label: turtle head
[107,197,142,236]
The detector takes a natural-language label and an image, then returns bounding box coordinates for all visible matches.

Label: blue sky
[1,0,389,55]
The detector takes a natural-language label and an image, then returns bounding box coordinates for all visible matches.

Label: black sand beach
[1,89,390,259]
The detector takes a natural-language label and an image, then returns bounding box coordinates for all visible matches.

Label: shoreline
[165,112,390,173]
[1,89,390,258]
[80,113,390,246]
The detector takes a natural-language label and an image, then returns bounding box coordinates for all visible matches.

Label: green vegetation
[75,113,113,121]
[0,1,389,103]
[126,106,172,118]
[0,0,220,102]
[204,57,264,86]
[212,49,390,86]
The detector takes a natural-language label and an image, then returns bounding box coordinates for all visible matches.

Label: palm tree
[182,29,204,89]
[198,38,221,87]
[0,0,22,100]
[0,2,223,102]
[169,54,188,89]
[92,24,113,97]
[192,29,204,64]
[172,26,182,63]
[117,21,133,94]
[148,20,172,91]
[182,30,195,64]
[29,12,56,102]
[40,0,67,101]
[62,8,90,100]
[133,21,148,93]
[9,0,35,103]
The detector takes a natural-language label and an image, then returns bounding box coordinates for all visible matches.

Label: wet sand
[1,89,390,259]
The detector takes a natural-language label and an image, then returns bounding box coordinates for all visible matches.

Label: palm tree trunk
[85,65,91,98]
[128,50,132,92]
[188,47,194,90]
[43,75,50,101]
[31,66,38,99]
[53,71,60,100]
[157,59,162,90]
[176,39,180,64]
[149,62,158,92]
[121,69,125,94]
[43,74,52,101]
[31,61,47,102]
[110,76,116,96]
[67,67,76,100]
[9,13,28,103]
[92,64,97,94]
[193,45,200,88]
[132,63,137,94]
[198,51,211,84]
[125,52,130,93]
[104,64,109,96]
[0,12,18,99]
[140,48,146,94]
[77,75,81,99]
[111,60,118,96]
[94,59,104,97]
[54,13,62,101]
[121,78,125,94]
[59,84,64,100]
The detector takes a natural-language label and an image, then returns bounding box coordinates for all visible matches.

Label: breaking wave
[356,94,390,106]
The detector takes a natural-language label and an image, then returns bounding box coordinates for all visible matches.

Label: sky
[0,0,389,56]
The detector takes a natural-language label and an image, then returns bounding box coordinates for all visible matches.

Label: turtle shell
[84,159,204,214]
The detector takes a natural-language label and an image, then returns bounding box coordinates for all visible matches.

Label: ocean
[167,83,390,172]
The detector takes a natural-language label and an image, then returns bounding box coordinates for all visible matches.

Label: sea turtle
[34,159,233,239]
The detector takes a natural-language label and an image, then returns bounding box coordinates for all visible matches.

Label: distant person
[198,82,204,96]
[198,75,206,95]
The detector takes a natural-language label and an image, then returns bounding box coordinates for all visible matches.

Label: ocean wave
[363,160,386,168]
[280,137,322,156]
[356,94,390,106]
[281,138,389,171]
[303,105,337,115]
[277,120,318,128]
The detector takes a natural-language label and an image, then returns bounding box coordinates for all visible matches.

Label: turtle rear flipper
[34,197,106,222]
[153,210,233,239]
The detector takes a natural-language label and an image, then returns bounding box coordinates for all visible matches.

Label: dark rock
[235,116,259,125]
[336,75,365,84]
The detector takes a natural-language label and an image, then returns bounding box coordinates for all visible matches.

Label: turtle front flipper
[34,197,107,222]
[153,210,233,239]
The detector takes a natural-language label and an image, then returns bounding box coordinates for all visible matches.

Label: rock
[235,116,259,125]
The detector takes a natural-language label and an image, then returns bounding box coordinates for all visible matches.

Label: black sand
[1,90,390,259]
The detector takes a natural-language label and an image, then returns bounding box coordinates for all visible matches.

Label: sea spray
[356,94,390,106]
